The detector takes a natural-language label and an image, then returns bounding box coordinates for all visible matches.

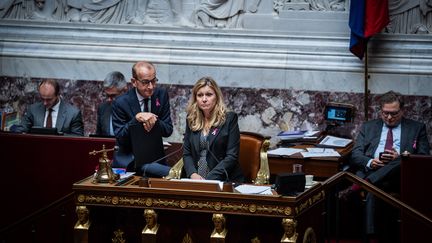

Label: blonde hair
[186,77,227,132]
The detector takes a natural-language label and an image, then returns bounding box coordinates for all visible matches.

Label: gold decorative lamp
[89,145,120,184]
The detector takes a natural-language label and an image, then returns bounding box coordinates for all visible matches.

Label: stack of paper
[234,184,273,195]
[277,130,306,140]
[277,130,321,141]
[317,135,352,148]
[178,178,224,191]
[300,148,340,158]
[267,147,304,157]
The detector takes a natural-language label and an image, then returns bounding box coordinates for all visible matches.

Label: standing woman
[183,77,244,182]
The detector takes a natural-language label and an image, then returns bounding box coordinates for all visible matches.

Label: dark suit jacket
[15,100,84,136]
[111,87,173,167]
[96,102,112,136]
[183,112,245,182]
[351,117,430,185]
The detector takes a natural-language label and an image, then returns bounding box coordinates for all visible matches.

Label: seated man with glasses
[111,61,173,177]
[340,90,430,241]
[95,71,128,137]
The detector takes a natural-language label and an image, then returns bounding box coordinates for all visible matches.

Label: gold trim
[165,158,183,179]
[254,139,270,185]
[295,191,325,215]
[78,193,294,216]
[112,229,126,243]
[182,233,193,243]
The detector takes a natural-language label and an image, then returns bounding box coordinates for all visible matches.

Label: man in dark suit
[15,79,84,136]
[111,61,173,177]
[348,91,430,240]
[95,71,127,136]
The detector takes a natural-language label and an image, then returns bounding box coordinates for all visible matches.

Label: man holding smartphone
[351,91,430,182]
[344,91,430,241]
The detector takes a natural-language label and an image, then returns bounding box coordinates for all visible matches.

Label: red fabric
[364,0,389,37]
[46,108,53,128]
[384,128,393,151]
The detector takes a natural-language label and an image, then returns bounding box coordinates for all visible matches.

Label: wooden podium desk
[268,144,353,180]
[73,176,326,243]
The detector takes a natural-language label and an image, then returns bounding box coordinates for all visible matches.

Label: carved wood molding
[76,190,325,217]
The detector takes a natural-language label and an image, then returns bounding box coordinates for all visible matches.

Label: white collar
[48,99,61,112]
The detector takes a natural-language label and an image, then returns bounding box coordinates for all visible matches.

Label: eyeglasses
[135,77,158,86]
[103,92,119,99]
[381,110,401,117]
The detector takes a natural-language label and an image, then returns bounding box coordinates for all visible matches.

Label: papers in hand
[301,148,340,158]
[268,147,304,157]
[234,184,273,195]
[318,135,352,148]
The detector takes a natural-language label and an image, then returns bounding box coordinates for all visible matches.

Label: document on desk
[317,135,352,148]
[234,184,273,195]
[267,147,305,157]
[177,178,224,190]
[301,148,341,158]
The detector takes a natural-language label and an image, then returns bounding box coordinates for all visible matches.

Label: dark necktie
[46,108,53,128]
[384,127,393,151]
[143,98,149,112]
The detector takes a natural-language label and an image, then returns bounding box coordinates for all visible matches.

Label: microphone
[206,143,230,182]
[141,144,184,177]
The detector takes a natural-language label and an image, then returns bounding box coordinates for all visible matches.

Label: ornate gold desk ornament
[74,206,90,229]
[74,206,90,243]
[210,213,227,243]
[112,229,126,243]
[280,218,298,243]
[142,209,159,243]
[89,145,120,184]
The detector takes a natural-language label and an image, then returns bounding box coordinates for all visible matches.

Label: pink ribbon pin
[156,98,160,107]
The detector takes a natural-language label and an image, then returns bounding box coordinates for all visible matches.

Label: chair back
[239,131,271,184]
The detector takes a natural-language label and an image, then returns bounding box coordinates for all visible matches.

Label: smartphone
[379,152,390,160]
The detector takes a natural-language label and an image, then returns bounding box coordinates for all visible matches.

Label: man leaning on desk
[111,61,173,177]
[14,79,84,136]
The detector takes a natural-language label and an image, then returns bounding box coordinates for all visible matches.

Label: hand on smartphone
[371,158,385,169]
[379,152,389,161]
[379,149,398,162]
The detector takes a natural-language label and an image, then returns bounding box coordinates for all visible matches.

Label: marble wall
[1,0,431,148]
[1,76,431,148]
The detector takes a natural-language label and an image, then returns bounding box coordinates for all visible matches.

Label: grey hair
[103,71,127,89]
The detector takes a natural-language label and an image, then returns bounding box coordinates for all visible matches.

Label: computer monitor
[29,126,62,135]
[88,133,115,138]
[324,103,353,122]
